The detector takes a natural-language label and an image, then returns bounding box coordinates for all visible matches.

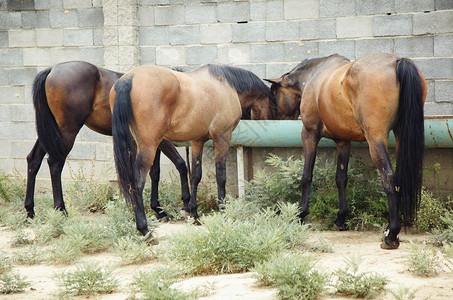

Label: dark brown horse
[26,61,190,220]
[266,53,427,249]
[110,64,276,238]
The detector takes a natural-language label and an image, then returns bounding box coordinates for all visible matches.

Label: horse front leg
[158,139,190,213]
[213,135,231,208]
[148,148,167,220]
[25,140,47,218]
[299,127,321,221]
[334,140,351,230]
[369,141,400,249]
[188,140,205,220]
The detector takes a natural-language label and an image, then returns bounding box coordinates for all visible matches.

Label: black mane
[285,54,349,77]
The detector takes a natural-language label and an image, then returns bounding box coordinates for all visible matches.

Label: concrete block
[8,29,36,47]
[186,45,217,65]
[10,104,34,122]
[0,105,11,122]
[68,142,96,160]
[77,126,109,142]
[413,58,453,79]
[21,11,50,29]
[336,16,373,38]
[233,63,266,79]
[103,26,118,46]
[436,0,453,10]
[217,2,249,22]
[93,28,103,46]
[356,0,394,15]
[64,29,94,46]
[217,44,250,64]
[319,40,355,59]
[300,19,336,40]
[284,41,319,62]
[250,0,283,21]
[0,31,8,47]
[7,0,34,10]
[36,28,64,47]
[425,80,435,102]
[395,0,434,13]
[118,45,138,67]
[78,8,104,27]
[118,26,138,45]
[140,26,169,46]
[250,43,285,63]
[284,0,319,20]
[374,14,412,37]
[155,5,185,25]
[0,49,23,67]
[139,6,155,26]
[394,36,433,58]
[434,34,453,56]
[50,47,80,64]
[49,9,78,28]
[156,46,186,66]
[169,25,200,45]
[200,23,232,44]
[117,5,138,26]
[414,11,453,35]
[63,0,92,9]
[80,47,104,65]
[10,140,35,159]
[355,38,394,58]
[0,141,11,159]
[0,69,10,85]
[423,102,453,115]
[266,21,299,42]
[0,86,25,104]
[232,22,265,43]
[9,67,37,86]
[320,0,355,18]
[35,0,63,9]
[0,11,21,29]
[23,48,51,67]
[265,62,295,79]
[434,80,453,102]
[139,46,156,65]
[185,4,216,24]
[1,122,36,140]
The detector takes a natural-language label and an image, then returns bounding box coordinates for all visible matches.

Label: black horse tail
[32,67,67,162]
[112,76,138,199]
[395,58,425,226]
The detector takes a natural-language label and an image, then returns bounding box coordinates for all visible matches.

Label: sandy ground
[1,222,453,300]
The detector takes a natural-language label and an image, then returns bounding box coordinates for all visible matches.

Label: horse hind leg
[149,148,168,220]
[368,140,400,249]
[47,155,68,216]
[25,140,47,218]
[188,140,205,221]
[333,141,351,230]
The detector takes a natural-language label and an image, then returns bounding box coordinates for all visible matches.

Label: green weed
[113,236,156,265]
[0,272,30,294]
[405,243,442,277]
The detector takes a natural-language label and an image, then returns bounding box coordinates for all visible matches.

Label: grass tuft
[0,272,30,294]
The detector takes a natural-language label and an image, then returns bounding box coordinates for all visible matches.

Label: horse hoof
[180,209,191,217]
[144,234,159,246]
[192,218,202,226]
[380,238,399,250]
[332,223,348,231]
[26,211,35,219]
[159,216,170,223]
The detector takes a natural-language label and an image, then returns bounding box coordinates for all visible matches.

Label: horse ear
[264,78,282,85]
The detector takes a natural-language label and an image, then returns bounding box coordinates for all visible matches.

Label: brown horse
[26,61,190,220]
[110,64,276,238]
[266,53,427,249]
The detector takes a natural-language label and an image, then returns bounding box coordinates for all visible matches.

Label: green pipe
[174,116,453,148]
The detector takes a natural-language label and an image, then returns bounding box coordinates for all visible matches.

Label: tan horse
[266,53,427,249]
[110,64,275,238]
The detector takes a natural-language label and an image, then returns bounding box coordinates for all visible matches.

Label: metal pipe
[174,116,453,148]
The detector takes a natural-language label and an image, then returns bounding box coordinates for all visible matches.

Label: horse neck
[238,91,271,120]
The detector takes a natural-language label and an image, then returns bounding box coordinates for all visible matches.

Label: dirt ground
[1,222,453,300]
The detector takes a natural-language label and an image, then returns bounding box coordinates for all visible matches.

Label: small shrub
[387,285,417,300]
[165,199,310,275]
[12,244,45,265]
[415,190,452,233]
[0,172,26,203]
[56,262,118,296]
[0,253,12,274]
[0,272,30,294]
[130,264,191,300]
[431,209,453,244]
[113,236,156,265]
[332,255,388,299]
[253,252,328,300]
[405,243,442,277]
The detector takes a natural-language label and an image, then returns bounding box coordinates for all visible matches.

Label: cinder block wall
[0,0,452,194]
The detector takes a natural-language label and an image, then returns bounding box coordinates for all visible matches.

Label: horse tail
[32,67,67,162]
[395,58,425,225]
[112,76,138,197]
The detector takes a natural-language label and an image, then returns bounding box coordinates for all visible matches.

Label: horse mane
[286,54,349,76]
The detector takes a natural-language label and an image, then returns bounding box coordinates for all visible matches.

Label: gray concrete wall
[0,0,452,195]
